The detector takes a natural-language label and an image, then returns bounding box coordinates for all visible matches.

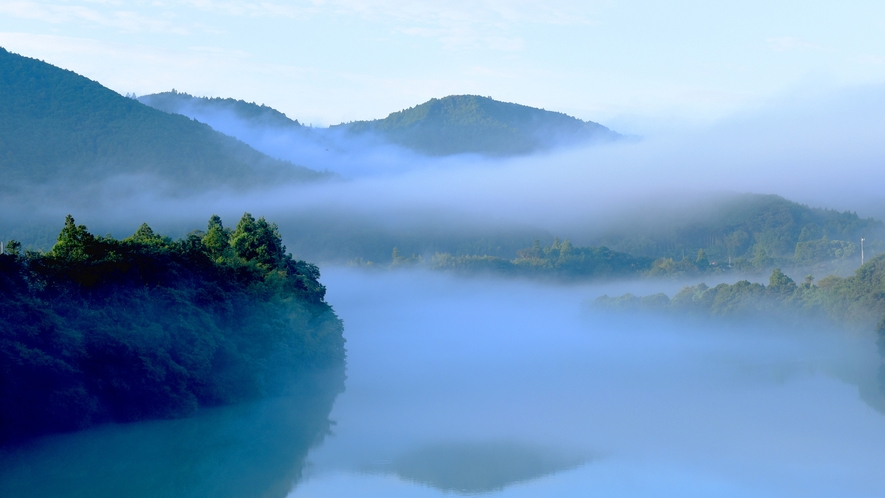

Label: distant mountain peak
[139,91,302,129]
[0,49,325,189]
[334,94,621,156]
[138,91,621,160]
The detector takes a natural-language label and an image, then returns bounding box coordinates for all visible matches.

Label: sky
[1,1,883,132]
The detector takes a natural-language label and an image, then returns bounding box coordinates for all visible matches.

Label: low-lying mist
[286,267,885,496]
[8,266,878,496]
[3,82,883,263]
[145,100,479,178]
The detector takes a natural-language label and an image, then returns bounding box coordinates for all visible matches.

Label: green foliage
[596,256,885,328]
[391,247,422,267]
[604,194,883,273]
[202,214,232,262]
[231,213,287,270]
[767,268,797,296]
[139,90,302,129]
[333,95,620,156]
[0,215,345,445]
[51,215,97,261]
[0,48,326,189]
[431,238,653,280]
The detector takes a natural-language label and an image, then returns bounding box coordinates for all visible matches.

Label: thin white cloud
[321,0,597,26]
[857,54,885,65]
[0,1,191,34]
[182,0,595,50]
[766,36,818,52]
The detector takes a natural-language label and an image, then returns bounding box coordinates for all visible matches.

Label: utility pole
[861,237,865,266]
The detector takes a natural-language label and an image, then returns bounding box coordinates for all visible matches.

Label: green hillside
[597,194,884,273]
[333,95,620,156]
[0,214,345,444]
[139,91,302,129]
[0,48,326,189]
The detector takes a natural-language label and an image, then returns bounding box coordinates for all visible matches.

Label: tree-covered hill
[0,214,345,445]
[601,254,885,329]
[139,91,621,158]
[427,238,653,280]
[333,95,621,156]
[596,194,883,274]
[0,48,327,189]
[139,91,303,130]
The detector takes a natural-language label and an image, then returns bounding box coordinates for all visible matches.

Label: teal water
[3,268,885,497]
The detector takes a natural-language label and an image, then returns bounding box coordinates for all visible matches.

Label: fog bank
[3,82,883,262]
[287,267,885,496]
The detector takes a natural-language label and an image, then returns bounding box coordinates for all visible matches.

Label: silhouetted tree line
[0,214,345,445]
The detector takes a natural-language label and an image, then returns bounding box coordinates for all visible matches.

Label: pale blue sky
[1,1,883,131]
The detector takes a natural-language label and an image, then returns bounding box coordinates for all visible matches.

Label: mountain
[333,95,621,156]
[595,193,884,273]
[138,92,621,158]
[0,48,327,190]
[139,90,303,130]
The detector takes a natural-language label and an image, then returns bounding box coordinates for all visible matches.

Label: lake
[2,267,884,497]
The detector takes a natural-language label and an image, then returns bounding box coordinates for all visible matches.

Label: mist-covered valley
[5,268,885,497]
[3,28,885,498]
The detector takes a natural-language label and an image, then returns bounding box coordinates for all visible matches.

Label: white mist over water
[287,267,885,497]
[1,267,883,497]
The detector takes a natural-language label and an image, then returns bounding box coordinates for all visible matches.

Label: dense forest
[340,194,882,281]
[294,193,883,279]
[139,90,303,129]
[426,238,653,280]
[2,194,879,284]
[595,256,885,332]
[0,214,345,445]
[333,95,621,156]
[597,194,883,272]
[139,92,621,158]
[0,48,327,190]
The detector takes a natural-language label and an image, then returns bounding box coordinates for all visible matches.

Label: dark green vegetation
[598,194,883,275]
[339,194,880,282]
[344,194,881,281]
[595,258,885,330]
[0,47,326,190]
[139,92,621,157]
[139,90,302,129]
[428,238,653,280]
[596,257,885,396]
[0,214,345,445]
[3,194,879,284]
[333,95,620,156]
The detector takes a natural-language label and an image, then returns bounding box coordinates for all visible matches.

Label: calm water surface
[2,267,884,497]
[299,268,885,497]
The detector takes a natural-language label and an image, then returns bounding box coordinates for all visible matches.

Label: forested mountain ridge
[0,214,345,445]
[333,95,621,156]
[598,194,883,274]
[139,90,302,129]
[138,91,621,157]
[0,48,327,189]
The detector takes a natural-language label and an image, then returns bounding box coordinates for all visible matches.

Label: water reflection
[289,268,885,497]
[0,369,344,498]
[365,441,588,494]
